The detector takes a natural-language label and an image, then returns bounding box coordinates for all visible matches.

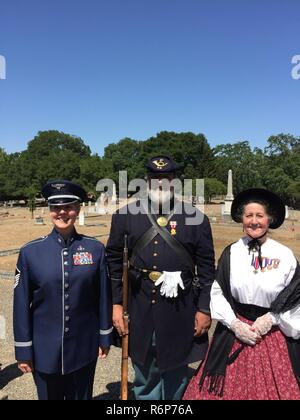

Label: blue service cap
[42,180,87,206]
[145,155,180,175]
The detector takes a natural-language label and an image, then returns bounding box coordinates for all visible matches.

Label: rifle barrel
[121,234,129,400]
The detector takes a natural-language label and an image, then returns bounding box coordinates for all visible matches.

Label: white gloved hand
[230,319,260,346]
[252,313,274,336]
[155,271,185,298]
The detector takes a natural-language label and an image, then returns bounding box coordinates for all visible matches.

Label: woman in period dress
[183,188,300,400]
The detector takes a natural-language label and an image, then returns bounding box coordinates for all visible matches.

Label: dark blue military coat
[106,200,215,372]
[13,229,113,375]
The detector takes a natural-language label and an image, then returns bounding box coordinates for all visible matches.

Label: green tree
[286,181,300,208]
[0,152,27,200]
[25,186,38,219]
[203,178,226,203]
[264,134,300,181]
[0,131,98,200]
[263,134,300,206]
[212,141,263,194]
[141,131,214,178]
[103,138,143,182]
[0,148,8,199]
[79,154,111,195]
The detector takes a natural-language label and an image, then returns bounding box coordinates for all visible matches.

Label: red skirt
[183,317,300,400]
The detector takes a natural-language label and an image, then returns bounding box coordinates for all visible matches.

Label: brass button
[154,241,158,245]
[153,253,158,257]
[153,266,157,270]
[151,300,156,304]
[152,289,156,294]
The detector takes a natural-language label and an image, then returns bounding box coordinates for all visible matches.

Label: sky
[0,0,300,156]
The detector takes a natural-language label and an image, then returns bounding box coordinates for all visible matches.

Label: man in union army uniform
[13,180,113,400]
[106,155,215,400]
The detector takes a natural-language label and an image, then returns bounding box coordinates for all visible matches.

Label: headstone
[97,207,108,215]
[35,216,44,225]
[285,205,289,219]
[225,169,234,201]
[79,211,85,226]
[100,193,105,205]
[111,184,117,205]
[88,202,95,213]
[222,169,234,221]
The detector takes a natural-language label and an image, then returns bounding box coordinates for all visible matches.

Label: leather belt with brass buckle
[149,271,162,282]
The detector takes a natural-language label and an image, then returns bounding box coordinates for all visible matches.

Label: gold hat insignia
[152,159,168,169]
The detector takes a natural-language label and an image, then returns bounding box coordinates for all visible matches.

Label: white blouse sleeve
[210,280,237,329]
[272,260,300,339]
[278,305,300,339]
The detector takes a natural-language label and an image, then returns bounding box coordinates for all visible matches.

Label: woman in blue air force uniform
[13,180,113,400]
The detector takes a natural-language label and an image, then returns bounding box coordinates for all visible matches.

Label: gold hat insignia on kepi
[152,159,168,169]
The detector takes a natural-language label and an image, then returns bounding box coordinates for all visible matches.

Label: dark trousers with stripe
[33,360,97,400]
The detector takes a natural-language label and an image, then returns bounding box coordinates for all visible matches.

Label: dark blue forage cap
[145,155,180,175]
[42,180,87,206]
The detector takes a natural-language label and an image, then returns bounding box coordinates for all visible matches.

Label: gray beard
[148,189,173,204]
[148,189,174,214]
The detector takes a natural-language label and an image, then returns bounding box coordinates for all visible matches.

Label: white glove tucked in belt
[155,271,185,298]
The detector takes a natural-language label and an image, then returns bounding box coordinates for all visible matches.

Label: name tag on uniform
[73,252,94,265]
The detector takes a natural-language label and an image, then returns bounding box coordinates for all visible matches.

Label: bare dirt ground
[0,204,299,399]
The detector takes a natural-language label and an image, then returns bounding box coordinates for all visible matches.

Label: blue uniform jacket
[13,229,113,375]
[106,201,215,372]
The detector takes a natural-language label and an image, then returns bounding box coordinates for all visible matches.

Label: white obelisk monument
[222,169,234,220]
